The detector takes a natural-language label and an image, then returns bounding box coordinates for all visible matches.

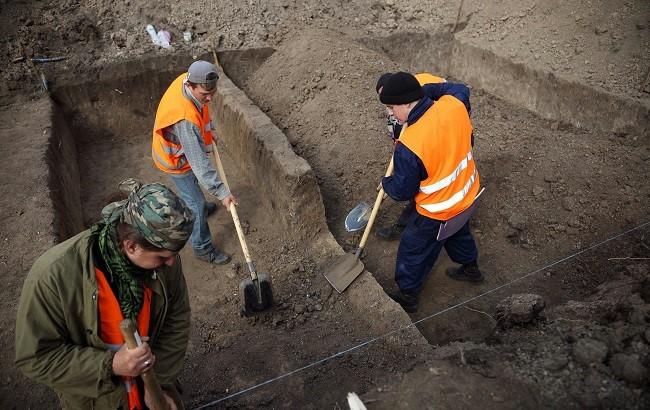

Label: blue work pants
[170,171,214,255]
[395,214,478,292]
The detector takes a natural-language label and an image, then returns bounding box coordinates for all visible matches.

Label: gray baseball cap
[187,60,219,91]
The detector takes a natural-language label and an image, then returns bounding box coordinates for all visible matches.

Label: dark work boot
[196,249,231,265]
[376,224,405,241]
[446,261,484,283]
[205,202,218,217]
[388,288,419,313]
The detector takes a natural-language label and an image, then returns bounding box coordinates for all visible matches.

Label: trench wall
[363,32,649,137]
[48,101,84,239]
[212,59,327,240]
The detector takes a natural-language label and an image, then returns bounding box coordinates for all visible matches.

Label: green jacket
[15,228,191,409]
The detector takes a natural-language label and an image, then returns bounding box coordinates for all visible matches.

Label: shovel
[324,156,394,292]
[211,142,273,315]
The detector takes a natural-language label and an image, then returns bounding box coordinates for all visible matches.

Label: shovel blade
[239,272,273,316]
[324,253,365,293]
[345,202,372,232]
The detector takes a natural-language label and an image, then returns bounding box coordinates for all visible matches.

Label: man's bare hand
[221,194,237,210]
[112,342,155,377]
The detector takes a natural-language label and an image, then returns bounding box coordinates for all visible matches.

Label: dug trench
[0,29,648,410]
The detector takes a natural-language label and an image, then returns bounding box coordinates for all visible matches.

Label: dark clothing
[15,229,190,409]
[396,200,416,227]
[382,83,472,206]
[381,81,479,293]
[388,82,471,142]
[383,143,427,201]
[396,219,478,292]
[422,83,471,114]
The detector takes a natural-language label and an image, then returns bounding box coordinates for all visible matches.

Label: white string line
[194,221,649,409]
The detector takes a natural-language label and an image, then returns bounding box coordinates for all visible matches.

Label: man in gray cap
[152,60,236,265]
[16,178,194,409]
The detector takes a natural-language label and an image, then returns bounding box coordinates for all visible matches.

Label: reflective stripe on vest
[399,95,480,221]
[152,73,214,174]
[420,151,473,194]
[96,268,152,410]
[419,170,477,214]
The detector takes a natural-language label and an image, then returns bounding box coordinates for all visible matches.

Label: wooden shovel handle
[356,156,394,256]
[211,142,258,279]
[119,320,169,410]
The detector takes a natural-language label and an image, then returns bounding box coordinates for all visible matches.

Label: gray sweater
[162,83,230,200]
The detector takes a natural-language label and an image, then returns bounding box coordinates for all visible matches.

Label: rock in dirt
[532,186,549,201]
[609,353,648,385]
[625,263,649,281]
[594,26,608,35]
[294,304,306,314]
[495,293,545,328]
[228,262,240,279]
[572,338,608,366]
[542,355,569,371]
[561,196,577,211]
[639,278,650,303]
[507,213,528,230]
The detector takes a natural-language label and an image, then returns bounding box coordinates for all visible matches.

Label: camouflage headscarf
[95,178,194,320]
[101,178,195,252]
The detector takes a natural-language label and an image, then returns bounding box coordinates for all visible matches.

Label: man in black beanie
[375,72,448,240]
[378,72,483,313]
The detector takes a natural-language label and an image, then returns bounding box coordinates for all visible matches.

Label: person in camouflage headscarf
[96,178,195,321]
[16,178,194,410]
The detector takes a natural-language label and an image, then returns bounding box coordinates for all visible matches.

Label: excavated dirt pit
[1,27,649,409]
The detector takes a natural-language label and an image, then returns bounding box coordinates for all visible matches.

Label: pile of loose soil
[1,1,648,105]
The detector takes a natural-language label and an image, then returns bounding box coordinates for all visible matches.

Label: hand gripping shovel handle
[211,142,258,282]
[119,320,169,410]
[355,156,394,257]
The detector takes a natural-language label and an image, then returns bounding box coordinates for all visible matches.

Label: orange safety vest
[399,95,480,221]
[415,72,446,85]
[152,73,214,174]
[96,268,152,410]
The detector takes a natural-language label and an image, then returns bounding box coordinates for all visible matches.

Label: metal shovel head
[324,253,365,293]
[239,272,273,316]
[345,201,372,232]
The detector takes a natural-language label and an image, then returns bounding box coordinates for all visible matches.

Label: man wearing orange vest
[16,179,194,409]
[378,72,483,313]
[152,60,236,266]
[374,72,451,240]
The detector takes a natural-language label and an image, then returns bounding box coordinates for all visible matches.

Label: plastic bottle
[146,24,161,46]
[157,30,171,48]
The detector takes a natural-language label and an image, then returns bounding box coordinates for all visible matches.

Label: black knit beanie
[379,72,424,105]
[375,72,393,93]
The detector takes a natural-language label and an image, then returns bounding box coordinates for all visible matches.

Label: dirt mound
[245,28,397,239]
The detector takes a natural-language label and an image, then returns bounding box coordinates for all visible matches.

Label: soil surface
[1,1,649,409]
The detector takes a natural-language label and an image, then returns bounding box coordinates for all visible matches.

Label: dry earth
[0,1,649,409]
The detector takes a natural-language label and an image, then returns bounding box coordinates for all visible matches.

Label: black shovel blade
[239,272,273,316]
